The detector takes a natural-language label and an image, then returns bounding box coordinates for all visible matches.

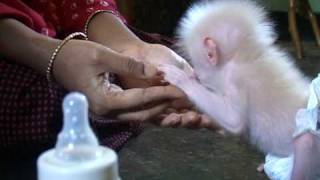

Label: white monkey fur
[163,0,310,157]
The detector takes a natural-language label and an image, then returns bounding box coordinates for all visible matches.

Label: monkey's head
[176,0,276,92]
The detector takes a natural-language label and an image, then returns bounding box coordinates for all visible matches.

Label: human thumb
[99,48,159,79]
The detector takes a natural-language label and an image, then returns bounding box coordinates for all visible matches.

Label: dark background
[120,0,319,42]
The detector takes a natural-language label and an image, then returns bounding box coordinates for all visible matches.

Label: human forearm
[86,12,146,55]
[0,18,60,75]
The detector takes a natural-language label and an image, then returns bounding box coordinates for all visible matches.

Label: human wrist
[30,35,62,75]
[86,11,145,54]
[119,40,149,61]
[47,32,88,84]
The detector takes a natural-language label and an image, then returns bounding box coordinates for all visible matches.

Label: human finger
[164,108,179,114]
[171,98,193,110]
[199,114,221,130]
[180,111,202,128]
[98,48,159,79]
[101,85,185,112]
[159,113,182,127]
[115,102,170,121]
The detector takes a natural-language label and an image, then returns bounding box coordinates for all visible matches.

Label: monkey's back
[242,47,310,157]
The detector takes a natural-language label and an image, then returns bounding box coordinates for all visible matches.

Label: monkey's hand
[159,64,196,93]
[160,64,247,134]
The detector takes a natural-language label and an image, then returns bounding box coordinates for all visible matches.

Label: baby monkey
[160,0,320,179]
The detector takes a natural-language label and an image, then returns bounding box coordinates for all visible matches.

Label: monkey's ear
[203,37,219,66]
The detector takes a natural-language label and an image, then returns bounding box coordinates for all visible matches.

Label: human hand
[139,43,193,74]
[118,43,194,88]
[157,64,222,130]
[86,11,193,88]
[53,39,185,121]
[156,109,221,130]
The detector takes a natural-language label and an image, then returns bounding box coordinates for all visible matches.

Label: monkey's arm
[160,65,246,134]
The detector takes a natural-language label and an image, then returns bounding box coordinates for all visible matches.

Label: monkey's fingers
[158,64,190,87]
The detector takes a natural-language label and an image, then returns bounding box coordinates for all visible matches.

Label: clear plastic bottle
[37,92,120,180]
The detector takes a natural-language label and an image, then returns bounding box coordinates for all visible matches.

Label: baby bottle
[37,92,120,180]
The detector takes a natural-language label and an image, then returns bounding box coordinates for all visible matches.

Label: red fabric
[25,0,125,36]
[0,0,55,36]
[0,0,124,37]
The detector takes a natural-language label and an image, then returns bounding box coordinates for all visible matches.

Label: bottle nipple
[54,92,102,162]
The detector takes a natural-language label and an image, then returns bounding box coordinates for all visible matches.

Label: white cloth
[264,74,320,180]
